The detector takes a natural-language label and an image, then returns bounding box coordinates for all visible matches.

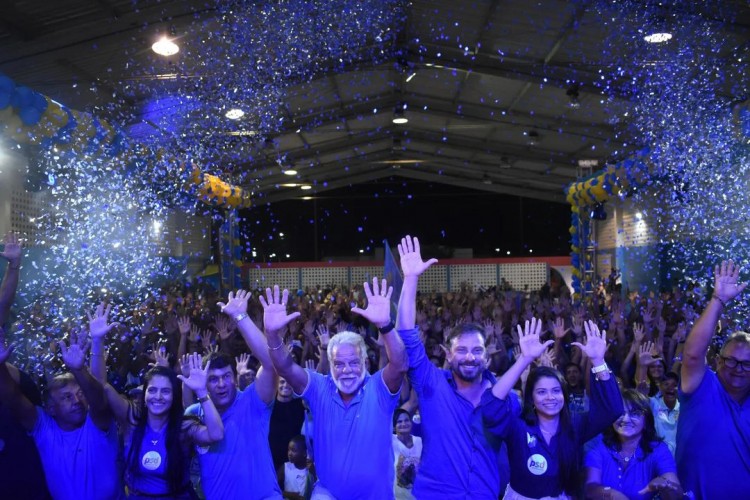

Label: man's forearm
[71,367,108,413]
[683,298,722,363]
[90,338,107,382]
[237,317,274,369]
[396,276,418,330]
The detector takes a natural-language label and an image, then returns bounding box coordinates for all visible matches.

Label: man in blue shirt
[0,330,121,500]
[185,289,282,499]
[396,235,508,499]
[677,260,750,499]
[263,279,407,500]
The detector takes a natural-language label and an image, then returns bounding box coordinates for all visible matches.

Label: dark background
[239,177,571,262]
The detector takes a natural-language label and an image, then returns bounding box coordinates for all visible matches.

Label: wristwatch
[233,312,248,322]
[591,362,609,374]
[378,320,396,334]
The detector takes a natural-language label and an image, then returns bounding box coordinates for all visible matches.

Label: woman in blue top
[481,318,623,499]
[112,355,224,498]
[583,389,682,499]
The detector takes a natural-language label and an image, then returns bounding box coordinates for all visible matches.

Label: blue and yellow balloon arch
[565,148,652,299]
[0,73,252,209]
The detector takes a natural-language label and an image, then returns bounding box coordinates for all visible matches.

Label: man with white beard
[262,279,407,500]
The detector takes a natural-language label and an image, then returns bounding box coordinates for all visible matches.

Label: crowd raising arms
[0,232,748,499]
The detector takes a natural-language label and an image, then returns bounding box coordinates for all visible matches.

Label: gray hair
[721,331,750,354]
[327,331,367,365]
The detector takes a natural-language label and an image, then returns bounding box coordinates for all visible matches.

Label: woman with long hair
[106,354,223,498]
[482,319,623,499]
[584,389,682,499]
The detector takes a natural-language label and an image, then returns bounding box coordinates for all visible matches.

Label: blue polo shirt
[400,327,506,500]
[482,373,623,498]
[298,368,399,500]
[185,384,281,500]
[676,369,750,499]
[584,436,676,499]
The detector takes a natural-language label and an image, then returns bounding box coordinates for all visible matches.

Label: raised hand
[0,232,22,265]
[552,317,569,340]
[214,315,235,341]
[200,331,214,352]
[188,324,201,344]
[350,277,392,328]
[217,289,250,318]
[571,320,608,365]
[398,235,438,277]
[88,302,119,340]
[177,316,191,337]
[537,348,556,368]
[177,353,210,395]
[59,335,89,371]
[259,285,301,334]
[150,343,170,368]
[235,353,252,377]
[713,260,747,304]
[638,341,660,366]
[179,354,191,378]
[304,358,317,371]
[0,327,15,364]
[633,323,645,345]
[517,318,554,362]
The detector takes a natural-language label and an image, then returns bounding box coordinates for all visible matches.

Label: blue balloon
[19,106,43,126]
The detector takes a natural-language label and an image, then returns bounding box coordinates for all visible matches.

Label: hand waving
[88,302,119,340]
[713,260,747,304]
[218,289,250,318]
[517,318,554,362]
[398,235,438,277]
[350,277,392,328]
[259,285,301,334]
[177,353,210,394]
[571,320,608,365]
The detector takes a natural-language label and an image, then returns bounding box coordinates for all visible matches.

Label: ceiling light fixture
[225,108,245,120]
[300,184,312,190]
[283,169,298,176]
[152,37,179,56]
[644,32,672,43]
[406,72,417,83]
[393,102,408,124]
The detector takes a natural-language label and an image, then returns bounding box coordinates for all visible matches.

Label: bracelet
[233,312,248,322]
[268,340,285,351]
[711,294,727,308]
[197,395,210,404]
[378,320,396,334]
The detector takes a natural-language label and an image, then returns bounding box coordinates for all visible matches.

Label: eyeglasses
[720,356,750,371]
[618,408,646,420]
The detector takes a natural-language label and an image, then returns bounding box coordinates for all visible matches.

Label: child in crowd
[277,435,315,500]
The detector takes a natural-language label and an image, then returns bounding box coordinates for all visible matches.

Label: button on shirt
[298,368,399,500]
[400,327,505,500]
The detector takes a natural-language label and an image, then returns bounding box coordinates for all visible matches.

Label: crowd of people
[0,232,748,499]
